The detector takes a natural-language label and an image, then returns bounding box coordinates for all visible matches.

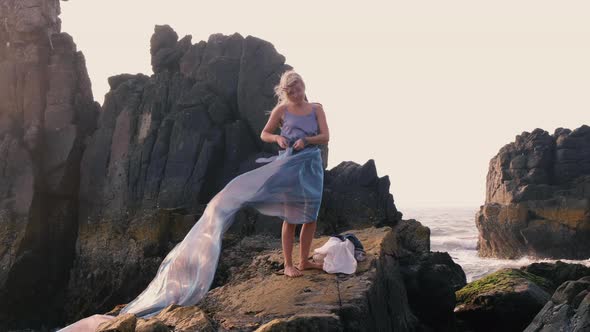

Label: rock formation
[522,261,590,290]
[0,0,99,329]
[476,126,590,259]
[201,226,418,331]
[455,268,553,332]
[64,221,465,332]
[454,261,590,332]
[525,276,590,332]
[61,24,354,323]
[0,2,420,330]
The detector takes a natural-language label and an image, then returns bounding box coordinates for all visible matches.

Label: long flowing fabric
[58,146,324,331]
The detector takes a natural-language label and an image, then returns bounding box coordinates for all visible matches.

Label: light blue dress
[58,104,324,330]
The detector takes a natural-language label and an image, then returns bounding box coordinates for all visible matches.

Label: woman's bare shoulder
[311,102,325,113]
[270,104,287,116]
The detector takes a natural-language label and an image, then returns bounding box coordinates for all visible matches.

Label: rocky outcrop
[81,222,464,332]
[0,0,99,329]
[0,4,405,329]
[525,276,590,332]
[455,268,553,332]
[62,23,401,324]
[454,261,590,332]
[388,218,468,330]
[400,251,467,330]
[476,126,590,259]
[201,227,416,331]
[213,220,460,331]
[521,261,590,291]
[319,160,402,232]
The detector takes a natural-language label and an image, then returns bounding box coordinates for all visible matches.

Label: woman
[260,70,330,277]
[58,69,329,330]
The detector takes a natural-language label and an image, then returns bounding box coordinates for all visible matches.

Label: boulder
[318,160,402,233]
[521,261,590,292]
[399,251,467,330]
[524,276,590,332]
[476,126,590,259]
[455,268,553,332]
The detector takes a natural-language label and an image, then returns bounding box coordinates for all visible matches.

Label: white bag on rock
[313,237,357,274]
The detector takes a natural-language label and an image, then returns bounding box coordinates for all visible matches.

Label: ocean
[403,206,590,282]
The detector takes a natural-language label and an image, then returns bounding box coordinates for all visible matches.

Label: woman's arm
[260,105,289,148]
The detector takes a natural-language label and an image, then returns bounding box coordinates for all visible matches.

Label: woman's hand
[293,138,306,150]
[275,135,289,149]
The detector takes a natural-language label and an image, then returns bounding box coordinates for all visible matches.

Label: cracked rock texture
[0,0,99,329]
[524,276,590,332]
[476,126,590,259]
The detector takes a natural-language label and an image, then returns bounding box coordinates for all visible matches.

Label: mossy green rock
[455,268,552,332]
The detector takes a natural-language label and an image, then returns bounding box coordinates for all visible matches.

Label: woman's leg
[282,221,302,277]
[297,221,323,270]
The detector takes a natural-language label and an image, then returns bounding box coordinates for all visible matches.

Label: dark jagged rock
[393,218,430,256]
[318,160,403,234]
[524,276,590,332]
[455,268,553,332]
[393,219,466,331]
[521,261,590,292]
[399,251,467,331]
[476,125,590,259]
[0,0,99,329]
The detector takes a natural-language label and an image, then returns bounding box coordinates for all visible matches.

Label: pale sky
[61,1,589,209]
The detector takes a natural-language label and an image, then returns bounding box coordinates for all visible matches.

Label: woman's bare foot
[297,260,323,271]
[284,265,303,277]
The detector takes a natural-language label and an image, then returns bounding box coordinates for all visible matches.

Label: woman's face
[285,80,305,103]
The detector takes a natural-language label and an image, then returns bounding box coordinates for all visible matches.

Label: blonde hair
[274,69,306,108]
[263,70,306,124]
